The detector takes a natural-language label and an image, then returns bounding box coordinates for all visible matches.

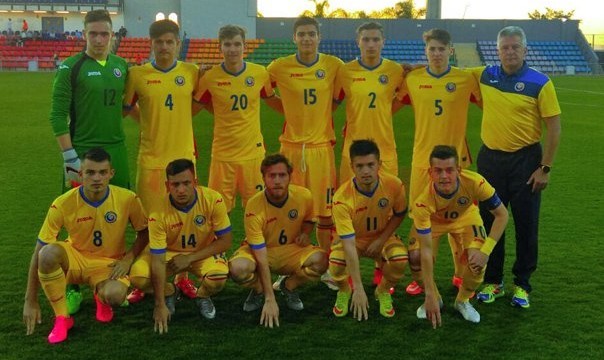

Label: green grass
[1,72,603,359]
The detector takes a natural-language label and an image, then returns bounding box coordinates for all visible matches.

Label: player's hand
[167,254,191,274]
[153,303,171,334]
[62,148,81,188]
[260,298,279,328]
[424,295,442,329]
[527,167,549,192]
[108,258,132,279]
[23,299,42,335]
[467,248,488,274]
[364,238,385,259]
[351,287,369,321]
[295,233,310,247]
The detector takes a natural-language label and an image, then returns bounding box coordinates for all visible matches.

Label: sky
[257,0,604,34]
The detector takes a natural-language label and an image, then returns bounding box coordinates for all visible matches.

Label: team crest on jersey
[457,196,470,206]
[105,211,117,223]
[315,69,325,79]
[245,76,255,87]
[378,198,389,208]
[174,76,185,86]
[514,82,525,92]
[194,215,206,226]
[378,74,389,84]
[445,82,456,92]
[113,68,122,78]
[288,209,298,220]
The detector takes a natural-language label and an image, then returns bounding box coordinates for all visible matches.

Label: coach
[471,26,561,309]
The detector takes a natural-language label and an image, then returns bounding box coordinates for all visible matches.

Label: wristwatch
[540,164,551,174]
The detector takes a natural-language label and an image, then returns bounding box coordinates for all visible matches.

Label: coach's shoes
[272,275,287,291]
[279,277,304,311]
[321,272,339,291]
[454,300,481,323]
[375,289,395,318]
[94,293,114,323]
[48,315,74,344]
[416,298,444,319]
[243,290,264,312]
[477,283,505,303]
[66,288,83,315]
[196,297,216,319]
[332,290,351,317]
[405,281,424,295]
[165,293,177,315]
[126,288,145,304]
[175,277,198,300]
[511,287,530,308]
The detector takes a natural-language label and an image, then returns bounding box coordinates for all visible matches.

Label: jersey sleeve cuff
[483,193,502,210]
[215,226,232,236]
[37,238,49,245]
[393,208,408,217]
[417,228,431,235]
[249,242,266,250]
[150,248,166,254]
[340,233,355,240]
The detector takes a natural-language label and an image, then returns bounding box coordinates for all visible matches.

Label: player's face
[221,35,245,65]
[83,21,113,60]
[81,159,114,196]
[358,29,384,62]
[429,157,460,195]
[351,154,380,188]
[425,39,452,70]
[263,163,290,202]
[497,35,527,73]
[152,32,180,64]
[166,169,197,208]
[293,24,320,56]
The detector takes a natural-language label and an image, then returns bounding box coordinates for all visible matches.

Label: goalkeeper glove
[63,148,81,187]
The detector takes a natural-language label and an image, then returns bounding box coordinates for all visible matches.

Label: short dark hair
[260,153,293,176]
[84,10,112,27]
[218,24,246,45]
[166,159,195,178]
[429,145,459,165]
[349,139,380,161]
[149,19,179,39]
[356,22,384,38]
[83,147,111,163]
[423,28,451,46]
[293,16,320,34]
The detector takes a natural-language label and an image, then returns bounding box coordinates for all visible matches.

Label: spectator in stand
[22,19,28,33]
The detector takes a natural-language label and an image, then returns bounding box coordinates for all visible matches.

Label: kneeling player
[130,159,232,334]
[412,145,508,328]
[330,139,408,320]
[229,154,327,328]
[23,148,148,344]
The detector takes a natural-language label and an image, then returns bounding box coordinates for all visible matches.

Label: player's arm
[167,230,232,274]
[417,228,441,329]
[527,114,561,192]
[151,251,170,334]
[468,197,508,274]
[251,245,280,328]
[109,227,149,279]
[23,241,44,335]
[341,235,368,321]
[295,220,315,247]
[365,209,406,258]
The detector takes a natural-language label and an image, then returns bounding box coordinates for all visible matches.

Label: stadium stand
[0,36,85,70]
[184,38,262,65]
[477,40,592,74]
[116,37,150,65]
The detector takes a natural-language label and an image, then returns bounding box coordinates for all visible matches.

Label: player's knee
[408,249,421,272]
[37,244,64,271]
[385,246,408,271]
[97,281,128,306]
[318,216,333,228]
[328,261,346,280]
[228,260,255,284]
[201,272,228,294]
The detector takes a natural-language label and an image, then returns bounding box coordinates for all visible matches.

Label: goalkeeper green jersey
[49,52,128,147]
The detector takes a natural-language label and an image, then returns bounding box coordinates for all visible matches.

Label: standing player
[267,17,343,272]
[334,22,404,182]
[333,22,404,287]
[472,26,561,308]
[229,154,327,328]
[412,146,508,328]
[22,148,148,344]
[397,28,481,295]
[123,19,201,302]
[330,140,408,320]
[49,9,130,314]
[129,159,232,333]
[195,25,279,213]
